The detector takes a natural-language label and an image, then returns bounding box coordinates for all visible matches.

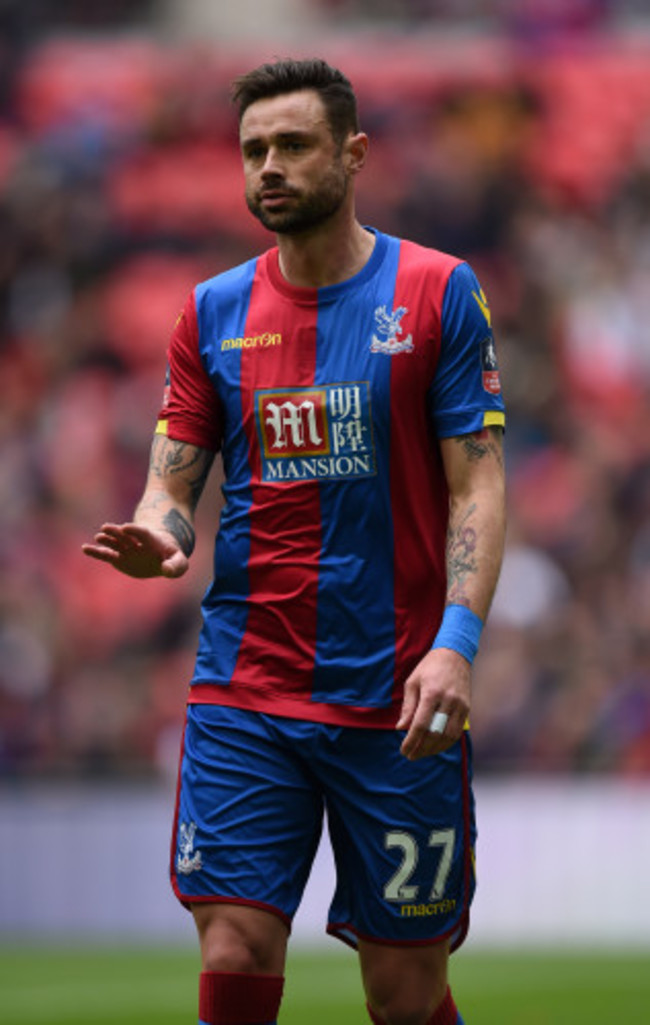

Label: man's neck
[276,218,375,289]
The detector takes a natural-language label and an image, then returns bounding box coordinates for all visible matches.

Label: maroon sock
[198,971,284,1025]
[428,987,461,1025]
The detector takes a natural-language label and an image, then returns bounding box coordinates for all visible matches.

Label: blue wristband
[432,604,483,664]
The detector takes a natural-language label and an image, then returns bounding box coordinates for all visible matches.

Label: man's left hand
[396,648,471,761]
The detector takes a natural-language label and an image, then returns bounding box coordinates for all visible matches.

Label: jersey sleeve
[155,290,223,452]
[428,262,506,438]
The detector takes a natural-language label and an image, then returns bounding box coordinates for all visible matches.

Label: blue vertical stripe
[192,260,257,685]
[312,234,400,706]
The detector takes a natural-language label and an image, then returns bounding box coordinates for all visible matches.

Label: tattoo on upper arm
[455,427,504,468]
[163,508,195,557]
[446,503,478,606]
[149,435,213,509]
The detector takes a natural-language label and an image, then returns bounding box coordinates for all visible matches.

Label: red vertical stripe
[232,256,322,695]
[389,243,459,689]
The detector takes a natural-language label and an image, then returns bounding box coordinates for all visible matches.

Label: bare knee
[367,988,440,1025]
[360,938,449,1025]
[192,902,288,976]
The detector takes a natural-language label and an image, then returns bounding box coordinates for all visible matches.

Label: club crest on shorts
[176,821,203,875]
[370,305,414,354]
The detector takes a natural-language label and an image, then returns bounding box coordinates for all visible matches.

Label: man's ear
[344,131,369,174]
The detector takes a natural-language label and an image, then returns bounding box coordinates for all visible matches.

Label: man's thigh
[320,728,476,950]
[171,705,324,924]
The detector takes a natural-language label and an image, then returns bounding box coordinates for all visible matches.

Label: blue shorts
[171,704,476,949]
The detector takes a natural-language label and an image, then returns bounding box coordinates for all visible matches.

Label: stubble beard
[246,163,349,235]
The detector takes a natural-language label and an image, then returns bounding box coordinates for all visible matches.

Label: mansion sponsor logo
[221,332,282,351]
[255,382,376,483]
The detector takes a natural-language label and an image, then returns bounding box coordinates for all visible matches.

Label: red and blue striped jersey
[156,229,505,728]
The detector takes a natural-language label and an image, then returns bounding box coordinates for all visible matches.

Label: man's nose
[261,147,283,176]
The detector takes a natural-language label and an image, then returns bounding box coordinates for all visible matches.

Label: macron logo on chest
[220,332,283,351]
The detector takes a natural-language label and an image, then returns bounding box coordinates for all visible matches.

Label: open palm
[82,523,189,579]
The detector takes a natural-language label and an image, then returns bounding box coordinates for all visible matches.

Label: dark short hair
[231,58,360,145]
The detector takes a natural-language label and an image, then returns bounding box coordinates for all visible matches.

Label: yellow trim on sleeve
[483,410,505,428]
[155,419,169,436]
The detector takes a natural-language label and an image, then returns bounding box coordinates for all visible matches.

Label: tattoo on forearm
[163,508,195,557]
[446,504,478,605]
[136,490,167,517]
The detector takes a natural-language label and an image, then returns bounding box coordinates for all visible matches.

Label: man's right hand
[82,523,189,579]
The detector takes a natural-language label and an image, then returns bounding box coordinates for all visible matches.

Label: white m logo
[264,400,323,450]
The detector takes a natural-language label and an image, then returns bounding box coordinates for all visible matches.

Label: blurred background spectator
[1,0,649,780]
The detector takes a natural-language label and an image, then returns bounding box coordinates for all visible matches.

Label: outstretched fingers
[82,524,129,560]
[81,522,184,578]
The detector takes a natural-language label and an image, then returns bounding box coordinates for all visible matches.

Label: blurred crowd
[1,17,650,779]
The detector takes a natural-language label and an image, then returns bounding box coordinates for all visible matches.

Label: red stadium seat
[15,37,165,135]
[109,141,267,241]
[100,252,206,368]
